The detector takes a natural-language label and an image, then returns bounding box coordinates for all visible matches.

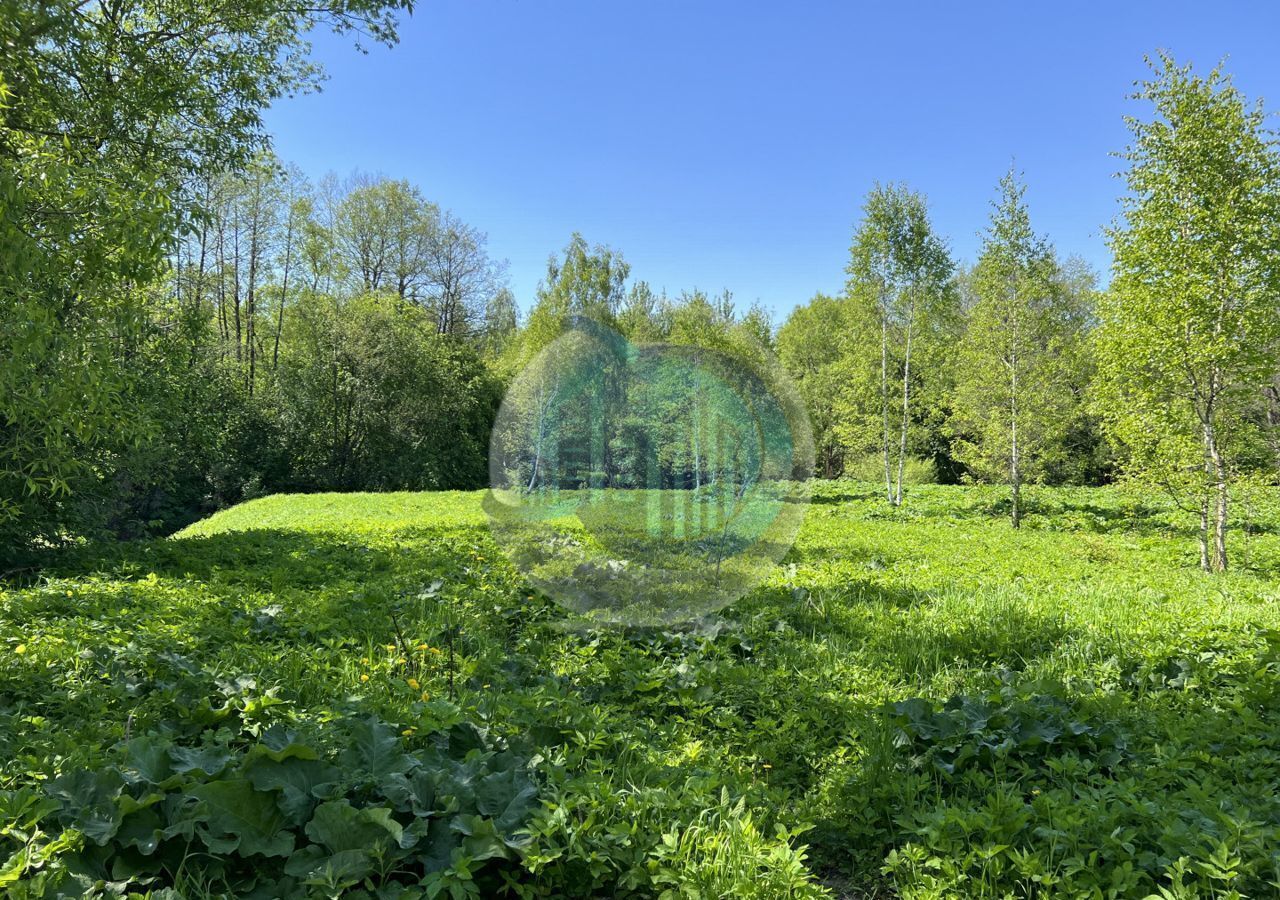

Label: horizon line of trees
[3,0,1277,576]
[780,53,1280,572]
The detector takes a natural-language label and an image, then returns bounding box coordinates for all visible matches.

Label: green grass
[5,483,1280,897]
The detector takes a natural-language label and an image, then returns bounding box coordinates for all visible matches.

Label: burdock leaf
[189,779,293,858]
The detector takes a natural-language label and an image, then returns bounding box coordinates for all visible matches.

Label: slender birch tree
[845,184,954,505]
[1096,54,1280,572]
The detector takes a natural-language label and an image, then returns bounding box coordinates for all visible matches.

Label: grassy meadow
[4,482,1280,897]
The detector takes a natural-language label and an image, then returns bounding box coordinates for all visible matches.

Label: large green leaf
[188,779,294,858]
[475,769,537,837]
[169,745,234,778]
[120,737,178,787]
[450,815,512,862]
[305,800,404,854]
[340,718,413,782]
[47,769,125,846]
[302,848,374,892]
[252,727,321,763]
[382,770,436,817]
[245,756,340,826]
[115,806,165,855]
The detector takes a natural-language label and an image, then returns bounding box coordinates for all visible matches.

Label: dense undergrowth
[4,483,1280,898]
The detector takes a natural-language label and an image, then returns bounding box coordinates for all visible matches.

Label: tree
[423,211,506,336]
[274,293,496,491]
[618,281,669,343]
[949,170,1087,527]
[778,294,849,478]
[0,0,411,556]
[1096,54,1280,572]
[480,287,519,357]
[516,234,630,360]
[845,184,955,504]
[335,176,436,298]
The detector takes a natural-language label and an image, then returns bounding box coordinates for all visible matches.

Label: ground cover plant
[4,482,1280,897]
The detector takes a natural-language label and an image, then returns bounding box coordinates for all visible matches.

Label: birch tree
[845,184,954,505]
[1096,54,1280,572]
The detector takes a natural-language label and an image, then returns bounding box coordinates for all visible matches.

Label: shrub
[840,453,937,486]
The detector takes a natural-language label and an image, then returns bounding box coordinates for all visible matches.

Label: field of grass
[5,483,1280,898]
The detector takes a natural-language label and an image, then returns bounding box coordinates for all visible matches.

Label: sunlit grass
[5,482,1280,896]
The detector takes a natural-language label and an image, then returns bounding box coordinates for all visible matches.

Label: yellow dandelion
[360,657,370,665]
[762,764,772,770]
[65,590,73,597]
[482,684,491,689]
[420,691,430,701]
[359,674,369,683]
[384,644,396,651]
[415,643,429,651]
[407,678,420,690]
[401,728,415,736]
[14,644,26,655]
[429,647,442,655]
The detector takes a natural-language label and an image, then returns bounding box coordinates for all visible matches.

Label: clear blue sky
[264,1,1280,320]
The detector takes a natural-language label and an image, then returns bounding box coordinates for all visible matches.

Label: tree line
[2,0,1278,575]
[780,171,1100,526]
[779,54,1280,571]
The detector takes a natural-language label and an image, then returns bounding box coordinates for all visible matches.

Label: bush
[840,453,937,485]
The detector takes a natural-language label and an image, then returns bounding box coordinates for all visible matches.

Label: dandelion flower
[360,674,369,683]
[407,678,420,690]
[14,644,26,655]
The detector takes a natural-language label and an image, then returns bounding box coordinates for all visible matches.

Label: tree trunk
[895,307,914,507]
[1010,357,1021,529]
[274,203,295,370]
[232,210,243,363]
[246,223,258,396]
[1202,419,1228,572]
[1198,493,1211,572]
[879,300,892,504]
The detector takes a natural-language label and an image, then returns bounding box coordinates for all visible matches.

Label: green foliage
[5,485,1280,896]
[777,294,852,480]
[840,184,957,505]
[515,234,631,361]
[0,0,411,557]
[8,716,536,896]
[841,454,937,486]
[948,171,1094,525]
[1097,52,1280,572]
[272,293,498,492]
[648,791,827,899]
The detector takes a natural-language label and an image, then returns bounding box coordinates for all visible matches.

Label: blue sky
[264,1,1280,320]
